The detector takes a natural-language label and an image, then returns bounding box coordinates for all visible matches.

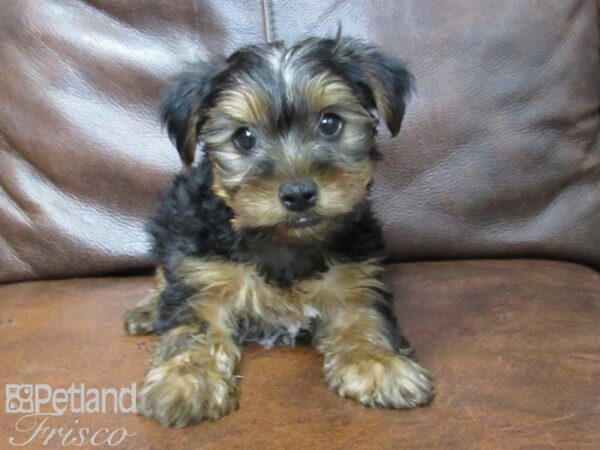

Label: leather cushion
[0,260,598,448]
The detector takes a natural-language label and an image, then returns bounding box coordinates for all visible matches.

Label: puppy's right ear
[160,60,223,166]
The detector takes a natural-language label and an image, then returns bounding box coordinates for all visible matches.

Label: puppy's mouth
[284,214,323,229]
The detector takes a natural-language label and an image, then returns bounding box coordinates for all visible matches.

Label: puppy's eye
[232,127,256,154]
[318,113,344,138]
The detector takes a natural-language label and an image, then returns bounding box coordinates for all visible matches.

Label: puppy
[125,34,433,427]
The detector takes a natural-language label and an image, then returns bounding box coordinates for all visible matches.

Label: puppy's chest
[234,241,328,288]
[180,257,326,322]
[178,256,384,323]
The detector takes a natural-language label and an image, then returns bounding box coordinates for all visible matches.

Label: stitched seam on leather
[597,0,600,53]
[261,0,275,42]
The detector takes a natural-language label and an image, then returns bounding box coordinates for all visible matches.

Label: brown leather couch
[1,1,599,449]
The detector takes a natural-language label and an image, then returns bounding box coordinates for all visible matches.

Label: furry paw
[124,295,157,336]
[139,353,238,427]
[324,350,433,409]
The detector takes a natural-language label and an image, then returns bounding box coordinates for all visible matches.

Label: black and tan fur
[125,35,433,428]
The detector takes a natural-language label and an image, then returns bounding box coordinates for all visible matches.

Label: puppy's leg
[314,285,433,409]
[316,305,433,408]
[138,302,240,427]
[124,268,166,336]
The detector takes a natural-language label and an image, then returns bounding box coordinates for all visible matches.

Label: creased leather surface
[0,260,598,449]
[0,0,264,282]
[0,1,599,282]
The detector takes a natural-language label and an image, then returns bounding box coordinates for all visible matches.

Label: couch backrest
[1,0,598,283]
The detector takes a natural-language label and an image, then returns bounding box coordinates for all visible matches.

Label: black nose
[279,180,318,212]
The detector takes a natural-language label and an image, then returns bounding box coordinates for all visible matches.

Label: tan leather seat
[1,260,598,448]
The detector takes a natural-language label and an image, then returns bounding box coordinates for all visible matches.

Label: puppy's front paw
[139,354,238,427]
[324,350,433,409]
[124,294,157,336]
[124,308,154,336]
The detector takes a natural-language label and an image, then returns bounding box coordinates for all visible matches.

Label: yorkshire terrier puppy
[125,34,433,427]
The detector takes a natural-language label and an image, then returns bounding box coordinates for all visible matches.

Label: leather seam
[261,0,275,43]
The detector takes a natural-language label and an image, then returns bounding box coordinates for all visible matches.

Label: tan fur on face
[212,86,270,125]
[303,74,362,112]
[200,65,377,235]
[219,175,286,230]
[211,170,328,240]
[210,158,374,238]
[315,161,374,216]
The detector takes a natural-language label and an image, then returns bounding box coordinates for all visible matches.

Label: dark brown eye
[318,113,344,138]
[232,127,256,153]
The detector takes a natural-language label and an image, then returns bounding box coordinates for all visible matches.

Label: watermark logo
[5,383,137,415]
[3,383,137,447]
[5,385,35,414]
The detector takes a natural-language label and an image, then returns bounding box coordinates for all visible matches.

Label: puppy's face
[161,37,411,240]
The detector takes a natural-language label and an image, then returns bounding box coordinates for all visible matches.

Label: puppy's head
[161,36,411,240]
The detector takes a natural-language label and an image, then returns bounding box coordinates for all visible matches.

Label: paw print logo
[5,384,34,413]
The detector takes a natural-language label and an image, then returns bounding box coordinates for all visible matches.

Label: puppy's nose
[279,180,318,212]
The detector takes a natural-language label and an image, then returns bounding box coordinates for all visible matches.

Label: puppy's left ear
[160,60,224,166]
[335,38,413,136]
